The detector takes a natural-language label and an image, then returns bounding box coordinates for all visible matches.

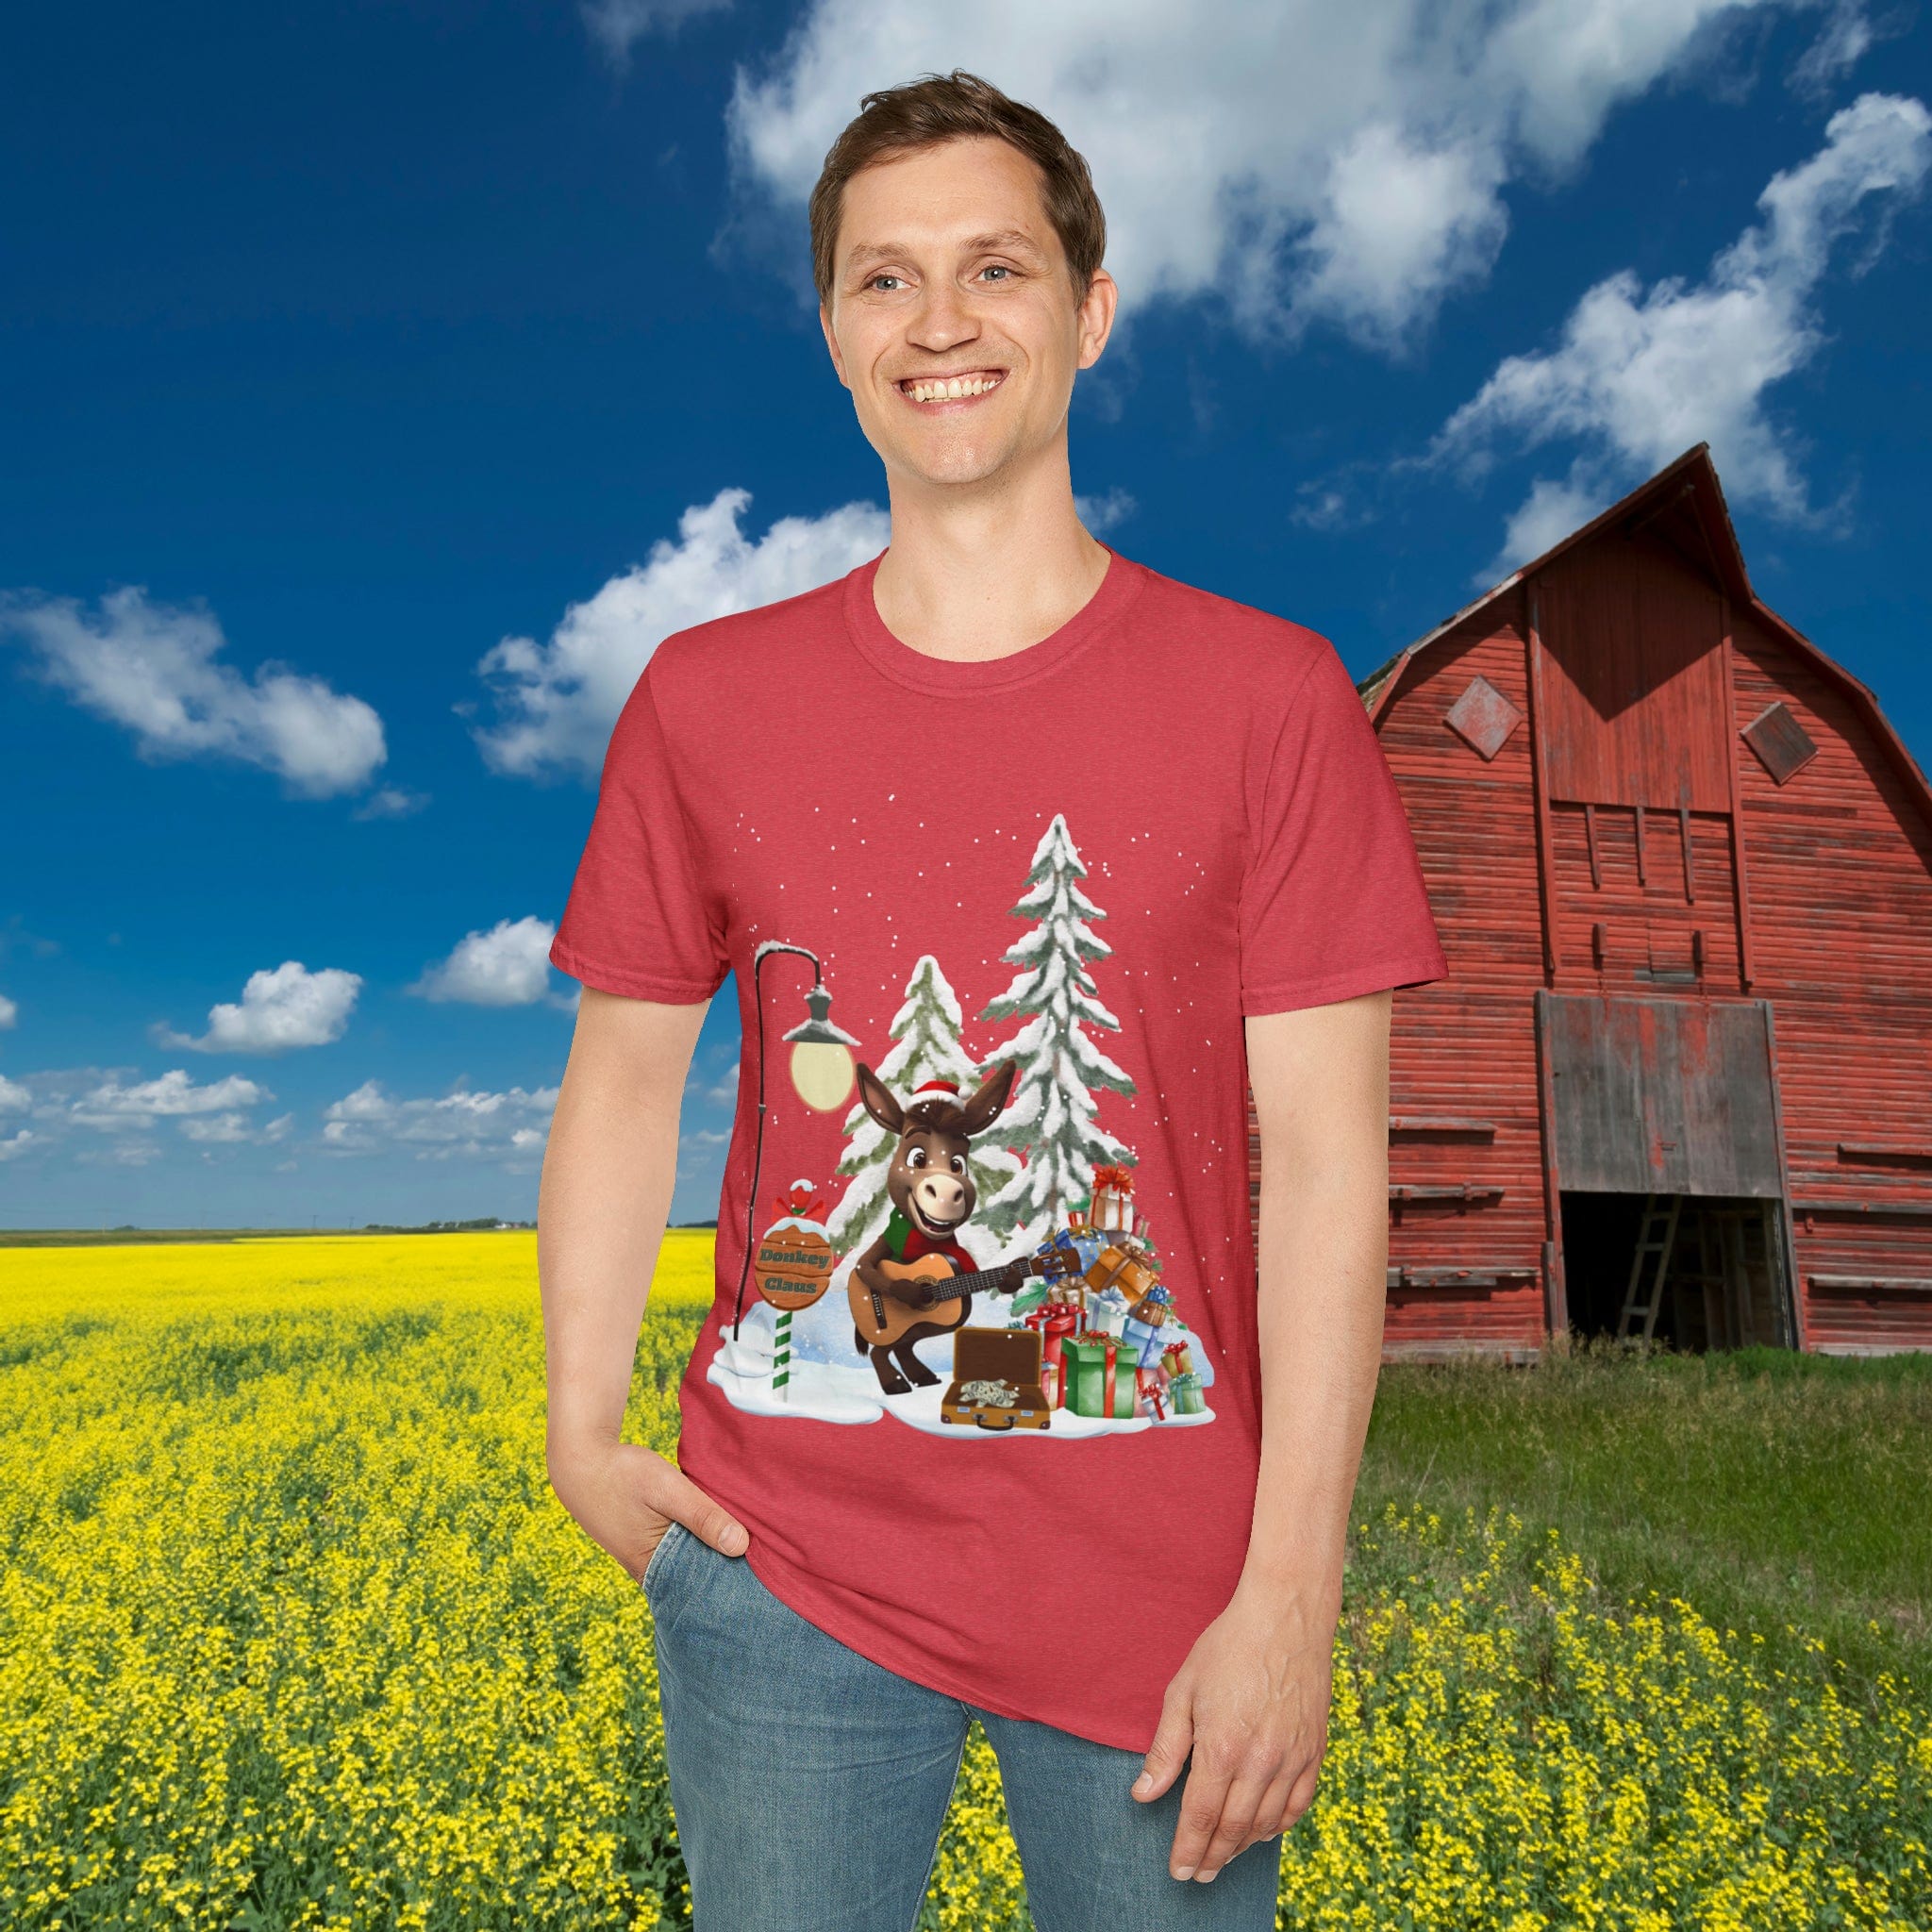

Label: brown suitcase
[941,1325,1052,1431]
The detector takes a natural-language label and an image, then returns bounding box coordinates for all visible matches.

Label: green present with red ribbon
[1061,1330,1138,1418]
[1167,1370,1207,1416]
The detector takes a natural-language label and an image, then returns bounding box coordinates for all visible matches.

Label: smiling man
[541,70,1446,1929]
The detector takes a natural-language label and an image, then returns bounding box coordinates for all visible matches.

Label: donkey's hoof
[901,1357,941,1388]
[873,1364,912,1397]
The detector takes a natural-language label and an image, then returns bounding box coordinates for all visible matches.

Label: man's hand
[1131,1579,1337,1881]
[547,1435,748,1582]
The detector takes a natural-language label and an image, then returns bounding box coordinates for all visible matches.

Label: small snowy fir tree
[973,813,1135,1244]
[824,953,1022,1290]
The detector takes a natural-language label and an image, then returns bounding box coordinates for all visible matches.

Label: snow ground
[707,1322,1216,1438]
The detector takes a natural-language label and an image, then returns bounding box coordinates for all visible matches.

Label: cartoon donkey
[846,1059,1028,1395]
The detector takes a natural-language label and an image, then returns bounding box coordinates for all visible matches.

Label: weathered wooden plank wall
[1728,608,1932,1353]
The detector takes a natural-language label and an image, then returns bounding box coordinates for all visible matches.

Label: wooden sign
[755,1224,835,1311]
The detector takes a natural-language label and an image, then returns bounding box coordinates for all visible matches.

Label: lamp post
[729,941,860,1342]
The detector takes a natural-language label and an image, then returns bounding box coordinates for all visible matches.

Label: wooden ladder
[1617,1192,1683,1341]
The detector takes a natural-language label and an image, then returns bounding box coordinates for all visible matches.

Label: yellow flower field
[2,1235,1925,1929]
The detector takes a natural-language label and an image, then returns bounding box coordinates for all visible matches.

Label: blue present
[1122,1315,1167,1369]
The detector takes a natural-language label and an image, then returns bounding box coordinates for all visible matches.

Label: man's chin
[876,430,1030,494]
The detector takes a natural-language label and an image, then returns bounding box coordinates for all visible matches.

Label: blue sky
[2,0,1928,1228]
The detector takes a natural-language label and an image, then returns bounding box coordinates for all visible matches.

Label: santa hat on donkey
[903,1075,963,1124]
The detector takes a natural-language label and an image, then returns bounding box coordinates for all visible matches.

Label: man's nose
[908,282,977,353]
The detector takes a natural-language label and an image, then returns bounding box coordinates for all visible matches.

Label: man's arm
[1130,989,1391,1881]
[541,986,748,1578]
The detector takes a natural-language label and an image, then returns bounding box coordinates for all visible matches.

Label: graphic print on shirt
[707,813,1218,1440]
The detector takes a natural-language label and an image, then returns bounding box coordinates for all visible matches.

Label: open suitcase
[941,1325,1052,1431]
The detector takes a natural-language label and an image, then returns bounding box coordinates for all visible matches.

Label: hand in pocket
[547,1437,748,1583]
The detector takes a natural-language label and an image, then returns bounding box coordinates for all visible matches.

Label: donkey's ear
[854,1063,904,1136]
[956,1058,1019,1137]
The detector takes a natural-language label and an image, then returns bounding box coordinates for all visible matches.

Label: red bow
[774,1182,827,1221]
[1091,1164,1135,1193]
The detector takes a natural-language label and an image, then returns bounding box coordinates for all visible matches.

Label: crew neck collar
[841,543,1144,696]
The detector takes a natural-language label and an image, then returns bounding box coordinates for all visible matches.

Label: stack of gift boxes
[1011,1164,1208,1423]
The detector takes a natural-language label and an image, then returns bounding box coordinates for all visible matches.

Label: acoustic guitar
[850,1243,1080,1350]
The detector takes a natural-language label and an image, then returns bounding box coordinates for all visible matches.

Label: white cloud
[178,1108,292,1147]
[158,961,362,1054]
[1436,92,1932,577]
[1074,489,1138,535]
[72,1069,269,1131]
[413,918,558,1007]
[1791,1,1876,94]
[321,1078,560,1165]
[0,992,15,1029]
[584,0,731,65]
[474,489,887,781]
[727,0,1821,347]
[353,786,430,822]
[1,588,387,798]
[0,1129,35,1161]
[1491,475,1615,575]
[0,1074,28,1113]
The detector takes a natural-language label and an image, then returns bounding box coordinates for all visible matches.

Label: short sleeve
[549,666,729,1005]
[1238,639,1447,1015]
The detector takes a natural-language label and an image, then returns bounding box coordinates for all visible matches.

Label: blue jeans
[642,1522,1283,1931]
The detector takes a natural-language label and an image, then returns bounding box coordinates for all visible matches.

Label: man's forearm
[1239,994,1391,1604]
[1240,1151,1388,1600]
[539,992,701,1458]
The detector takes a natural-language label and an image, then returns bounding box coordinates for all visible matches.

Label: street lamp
[729,940,860,1338]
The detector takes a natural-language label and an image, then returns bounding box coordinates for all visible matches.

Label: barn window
[1443,674,1523,760]
[1740,701,1819,785]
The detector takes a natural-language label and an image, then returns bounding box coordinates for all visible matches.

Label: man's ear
[820,304,851,391]
[1075,268,1119,373]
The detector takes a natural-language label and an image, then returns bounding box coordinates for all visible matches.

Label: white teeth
[906,374,1001,402]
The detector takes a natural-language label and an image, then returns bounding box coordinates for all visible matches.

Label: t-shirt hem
[1241,948,1449,1016]
[549,939,723,1006]
[741,1539,1155,1755]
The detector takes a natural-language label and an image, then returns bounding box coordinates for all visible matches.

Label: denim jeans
[641,1521,1283,1931]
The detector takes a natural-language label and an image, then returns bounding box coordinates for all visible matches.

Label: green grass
[1355,1341,1932,1696]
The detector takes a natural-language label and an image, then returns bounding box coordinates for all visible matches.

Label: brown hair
[808,69,1106,306]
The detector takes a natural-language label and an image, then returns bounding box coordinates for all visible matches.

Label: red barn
[1248,445,1932,1359]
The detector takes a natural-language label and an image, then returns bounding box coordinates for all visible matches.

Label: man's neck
[871,446,1111,663]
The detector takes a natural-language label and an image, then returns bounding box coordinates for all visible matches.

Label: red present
[1024,1301,1082,1407]
[1135,1364,1168,1421]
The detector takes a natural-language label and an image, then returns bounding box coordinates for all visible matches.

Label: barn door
[1536,992,1783,1196]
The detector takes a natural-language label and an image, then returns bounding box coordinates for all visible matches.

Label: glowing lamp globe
[782,983,859,1113]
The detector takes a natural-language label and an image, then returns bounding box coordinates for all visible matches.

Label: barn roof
[1357,444,1932,826]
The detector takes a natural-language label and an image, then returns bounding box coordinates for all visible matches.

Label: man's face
[820,136,1115,493]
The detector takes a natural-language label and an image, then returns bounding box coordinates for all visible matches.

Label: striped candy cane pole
[773,1307,792,1400]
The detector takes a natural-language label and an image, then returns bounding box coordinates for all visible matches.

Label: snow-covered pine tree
[824,953,1022,1288]
[973,813,1135,1244]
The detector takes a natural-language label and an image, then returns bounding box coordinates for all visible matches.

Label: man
[541,69,1446,1930]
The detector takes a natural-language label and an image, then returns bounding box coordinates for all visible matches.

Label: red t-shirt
[551,546,1447,1751]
